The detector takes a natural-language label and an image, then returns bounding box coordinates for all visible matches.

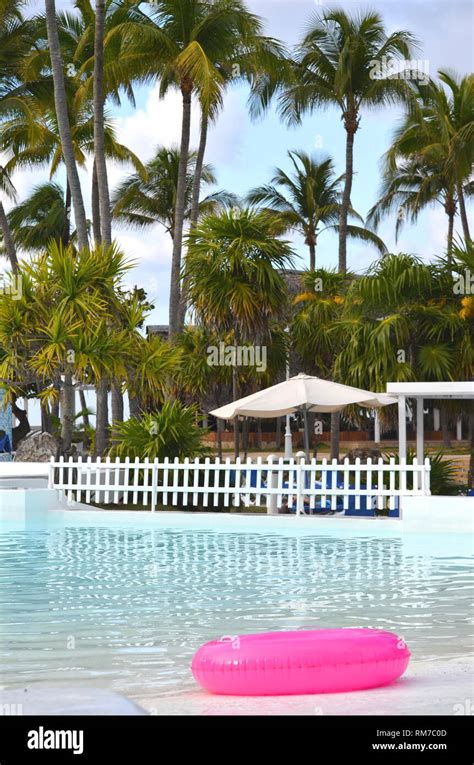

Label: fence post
[424,457,431,496]
[48,456,54,489]
[296,456,305,516]
[266,455,278,515]
[151,458,158,512]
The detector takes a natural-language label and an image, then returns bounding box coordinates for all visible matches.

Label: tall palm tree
[248,151,386,270]
[44,0,89,250]
[279,8,417,273]
[111,146,234,238]
[93,0,112,247]
[368,71,474,254]
[184,208,294,456]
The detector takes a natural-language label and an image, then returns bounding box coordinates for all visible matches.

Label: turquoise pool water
[0,518,472,699]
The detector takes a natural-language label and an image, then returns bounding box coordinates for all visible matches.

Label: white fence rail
[46,455,431,515]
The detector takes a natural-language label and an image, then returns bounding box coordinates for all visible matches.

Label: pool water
[0,523,472,699]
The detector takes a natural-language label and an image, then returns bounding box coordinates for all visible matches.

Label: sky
[3,0,474,326]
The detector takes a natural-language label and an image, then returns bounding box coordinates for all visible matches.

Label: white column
[398,395,407,462]
[433,407,440,431]
[374,411,381,443]
[416,397,424,463]
[456,416,462,441]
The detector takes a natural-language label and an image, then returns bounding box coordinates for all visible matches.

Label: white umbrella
[210,373,396,457]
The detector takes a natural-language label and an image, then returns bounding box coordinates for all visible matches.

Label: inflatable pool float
[192,628,410,696]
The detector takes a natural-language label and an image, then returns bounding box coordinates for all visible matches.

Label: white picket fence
[47,455,431,515]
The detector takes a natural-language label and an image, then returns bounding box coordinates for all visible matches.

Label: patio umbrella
[210,373,396,457]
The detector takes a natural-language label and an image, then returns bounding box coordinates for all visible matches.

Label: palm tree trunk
[308,241,316,271]
[190,111,208,229]
[330,411,340,461]
[78,389,90,430]
[242,417,249,461]
[457,180,471,244]
[60,369,75,454]
[44,0,88,251]
[338,120,357,273]
[216,417,223,459]
[0,200,18,272]
[178,110,209,327]
[61,178,71,246]
[232,365,240,459]
[447,210,454,260]
[169,84,192,337]
[92,160,101,244]
[93,0,112,248]
[111,382,123,442]
[94,379,109,456]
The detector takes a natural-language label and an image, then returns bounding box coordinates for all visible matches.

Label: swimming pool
[0,511,472,708]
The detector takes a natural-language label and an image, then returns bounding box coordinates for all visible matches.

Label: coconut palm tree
[111,146,235,238]
[0,82,143,248]
[279,8,417,273]
[93,0,111,246]
[368,71,474,254]
[1,181,75,253]
[184,208,294,456]
[248,151,386,270]
[44,0,89,250]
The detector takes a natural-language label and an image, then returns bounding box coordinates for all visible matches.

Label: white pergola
[386,382,474,462]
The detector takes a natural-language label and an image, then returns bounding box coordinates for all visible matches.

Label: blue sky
[7,0,474,326]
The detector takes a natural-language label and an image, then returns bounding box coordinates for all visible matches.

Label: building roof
[386,382,474,399]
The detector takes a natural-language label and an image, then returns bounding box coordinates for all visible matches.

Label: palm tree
[184,208,294,456]
[93,0,111,246]
[111,146,234,238]
[368,71,474,254]
[0,80,143,249]
[279,8,417,273]
[44,0,89,251]
[248,151,386,270]
[0,0,33,270]
[2,181,74,252]
[333,253,473,452]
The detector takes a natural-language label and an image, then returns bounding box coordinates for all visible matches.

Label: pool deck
[131,656,473,716]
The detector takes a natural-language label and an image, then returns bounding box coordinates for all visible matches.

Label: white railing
[46,455,431,516]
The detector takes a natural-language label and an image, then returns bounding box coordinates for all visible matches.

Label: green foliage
[385,448,461,496]
[108,401,210,461]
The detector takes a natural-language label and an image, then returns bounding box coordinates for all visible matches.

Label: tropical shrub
[108,401,210,462]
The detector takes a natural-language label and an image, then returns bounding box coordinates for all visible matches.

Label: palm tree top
[279,7,418,125]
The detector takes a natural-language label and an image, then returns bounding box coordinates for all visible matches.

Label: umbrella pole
[303,408,310,460]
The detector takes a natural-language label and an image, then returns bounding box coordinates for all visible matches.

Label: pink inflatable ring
[192,628,410,696]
